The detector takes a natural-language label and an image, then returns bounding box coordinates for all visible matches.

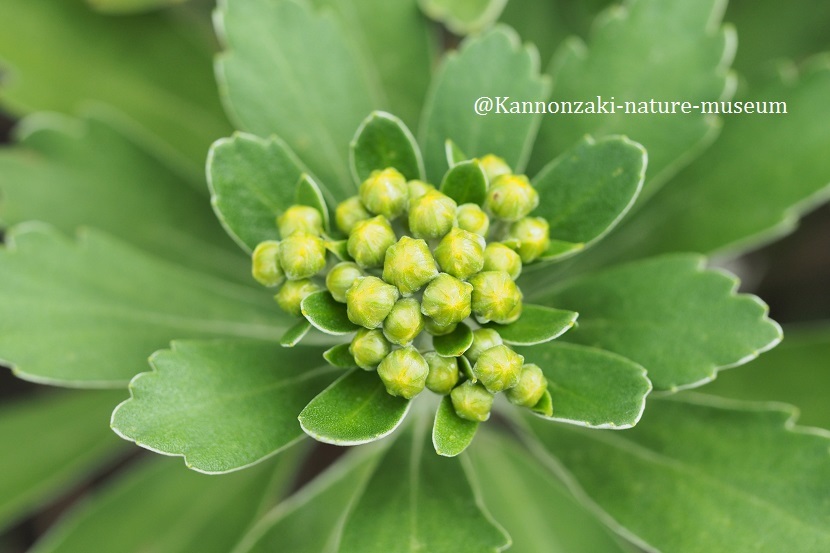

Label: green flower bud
[478,154,512,183]
[424,352,460,395]
[346,275,399,329]
[251,240,284,287]
[326,261,363,303]
[407,180,435,205]
[359,167,408,219]
[347,215,396,268]
[277,205,323,238]
[278,231,327,280]
[408,191,457,239]
[275,279,321,316]
[456,203,490,237]
[503,299,522,324]
[423,317,458,336]
[469,271,523,324]
[335,196,371,235]
[465,328,504,363]
[383,298,424,346]
[483,242,522,280]
[485,174,539,222]
[450,381,494,422]
[505,363,548,407]
[377,346,429,399]
[421,273,473,327]
[473,344,524,393]
[381,236,438,296]
[349,328,392,370]
[508,217,550,263]
[434,227,486,280]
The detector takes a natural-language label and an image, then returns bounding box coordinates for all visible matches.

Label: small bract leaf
[350,111,425,185]
[295,173,330,232]
[323,343,358,368]
[445,139,468,167]
[419,0,509,35]
[432,396,478,457]
[531,389,554,418]
[299,370,411,445]
[432,322,474,357]
[280,319,312,348]
[458,355,476,382]
[517,343,652,429]
[324,240,352,261]
[486,304,578,346]
[439,159,488,206]
[301,291,360,336]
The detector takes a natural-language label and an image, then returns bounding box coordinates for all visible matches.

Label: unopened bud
[450,381,494,422]
[407,180,435,205]
[251,240,284,287]
[478,154,512,183]
[456,203,490,237]
[335,196,371,235]
[382,236,438,296]
[408,191,457,239]
[421,273,473,327]
[473,344,524,393]
[347,215,396,268]
[424,352,460,395]
[485,174,539,222]
[464,328,503,363]
[349,328,392,370]
[434,228,485,280]
[508,217,550,263]
[377,346,429,399]
[277,205,323,238]
[424,317,458,336]
[383,298,425,346]
[325,262,362,303]
[505,364,548,407]
[275,279,321,317]
[346,276,399,329]
[483,242,522,280]
[278,231,327,280]
[469,271,523,324]
[359,168,408,219]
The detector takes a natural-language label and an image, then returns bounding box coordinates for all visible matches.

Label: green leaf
[295,173,331,233]
[299,370,411,445]
[432,396,478,457]
[530,136,646,253]
[85,0,185,14]
[593,60,830,262]
[0,113,247,283]
[468,430,637,553]
[216,0,381,197]
[538,239,585,262]
[445,139,468,167]
[350,111,424,185]
[28,452,302,553]
[530,0,735,196]
[534,254,783,391]
[0,226,285,387]
[111,340,338,473]
[518,343,651,429]
[280,319,312,348]
[0,0,230,178]
[531,389,553,418]
[323,343,358,368]
[486,304,577,346]
[207,132,310,253]
[338,418,510,552]
[526,394,830,553]
[432,322,474,357]
[459,354,476,382]
[439,159,488,206]
[301,291,360,335]
[324,239,352,261]
[0,391,127,531]
[420,26,551,182]
[419,0,508,35]
[706,325,830,429]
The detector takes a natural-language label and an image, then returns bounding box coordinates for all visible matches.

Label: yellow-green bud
[251,240,284,287]
[326,261,362,303]
[421,273,473,327]
[505,363,548,407]
[349,328,392,370]
[408,191,457,239]
[277,205,323,238]
[275,279,321,316]
[347,215,396,268]
[383,298,424,346]
[382,236,438,296]
[335,196,371,235]
[456,203,490,237]
[434,227,486,280]
[465,328,503,363]
[278,231,327,280]
[346,276,399,329]
[503,300,522,324]
[483,242,522,280]
[424,317,458,336]
[508,217,550,263]
[469,271,523,324]
[424,352,459,395]
[377,346,429,399]
[478,154,512,183]
[485,174,539,222]
[359,168,408,219]
[473,344,524,393]
[450,381,494,422]
[407,180,435,206]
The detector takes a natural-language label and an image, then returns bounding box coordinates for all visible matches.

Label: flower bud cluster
[250,157,552,421]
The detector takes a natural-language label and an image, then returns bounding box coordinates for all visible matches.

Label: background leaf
[419,26,550,182]
[534,254,782,391]
[350,111,424,184]
[487,304,577,346]
[301,291,359,335]
[85,0,186,14]
[419,0,508,35]
[525,394,830,553]
[0,226,285,387]
[432,395,478,456]
[111,340,337,473]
